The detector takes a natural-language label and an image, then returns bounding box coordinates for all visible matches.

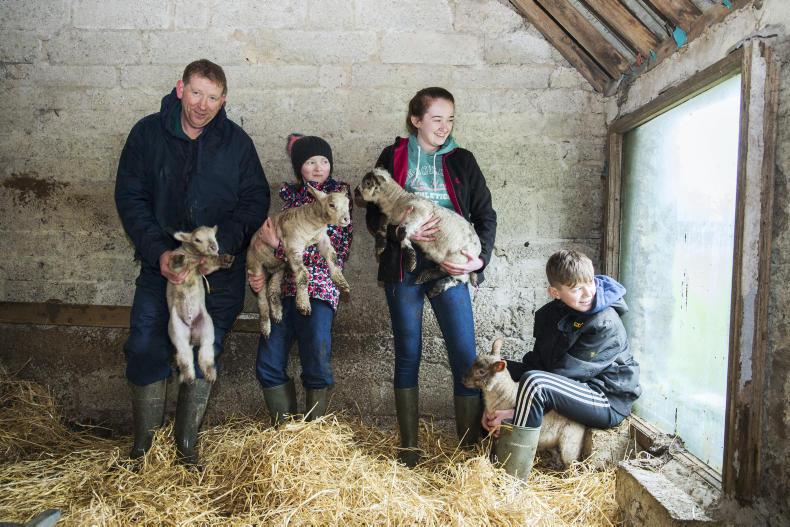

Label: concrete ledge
[582,417,632,469]
[616,462,717,526]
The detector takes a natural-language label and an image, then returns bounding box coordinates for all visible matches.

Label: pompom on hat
[287,133,333,178]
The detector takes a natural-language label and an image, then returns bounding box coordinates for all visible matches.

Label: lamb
[246,185,351,338]
[166,225,234,384]
[462,338,587,469]
[355,167,481,297]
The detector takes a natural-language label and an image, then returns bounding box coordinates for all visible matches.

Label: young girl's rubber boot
[174,378,212,465]
[395,387,422,467]
[262,379,297,426]
[129,379,167,459]
[494,420,540,481]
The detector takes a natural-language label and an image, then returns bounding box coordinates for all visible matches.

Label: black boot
[305,388,328,421]
[262,379,297,426]
[454,395,483,448]
[174,378,212,465]
[129,379,167,459]
[394,387,421,467]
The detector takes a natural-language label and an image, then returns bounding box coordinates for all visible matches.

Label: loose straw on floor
[0,376,620,526]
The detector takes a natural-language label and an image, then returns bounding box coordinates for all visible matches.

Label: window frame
[603,42,780,501]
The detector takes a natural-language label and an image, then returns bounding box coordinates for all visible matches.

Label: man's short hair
[546,250,595,287]
[182,59,227,95]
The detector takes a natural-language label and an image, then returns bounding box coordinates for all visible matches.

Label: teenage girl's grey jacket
[365,137,497,284]
[508,275,642,417]
[115,88,270,289]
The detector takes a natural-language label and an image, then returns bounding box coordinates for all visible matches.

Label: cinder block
[616,462,717,526]
[484,32,555,65]
[357,1,452,31]
[381,32,483,66]
[73,0,169,29]
[0,0,69,36]
[210,1,307,30]
[453,0,524,34]
[46,30,144,65]
[582,417,632,470]
[306,0,354,29]
[0,30,39,63]
[263,30,377,64]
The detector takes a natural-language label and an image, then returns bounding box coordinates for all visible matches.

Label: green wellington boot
[304,388,328,421]
[394,387,421,467]
[174,378,213,465]
[454,395,483,448]
[493,420,541,481]
[129,379,167,459]
[262,379,297,426]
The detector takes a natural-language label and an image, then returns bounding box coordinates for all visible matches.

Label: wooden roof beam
[641,0,703,31]
[579,0,662,57]
[510,0,613,93]
[535,0,631,78]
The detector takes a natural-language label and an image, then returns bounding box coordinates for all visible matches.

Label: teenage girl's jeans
[255,296,335,390]
[385,259,479,396]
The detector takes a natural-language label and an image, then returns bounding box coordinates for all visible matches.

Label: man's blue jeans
[255,296,335,390]
[385,266,479,396]
[124,264,244,386]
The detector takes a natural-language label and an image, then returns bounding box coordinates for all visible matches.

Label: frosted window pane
[620,74,741,472]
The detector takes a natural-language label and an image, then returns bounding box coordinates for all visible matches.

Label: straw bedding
[0,376,620,526]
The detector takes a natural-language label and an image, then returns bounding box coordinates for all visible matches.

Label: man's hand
[482,408,515,438]
[441,250,483,276]
[248,271,264,294]
[160,250,188,284]
[256,217,280,249]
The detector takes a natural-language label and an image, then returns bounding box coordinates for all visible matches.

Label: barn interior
[1,0,788,525]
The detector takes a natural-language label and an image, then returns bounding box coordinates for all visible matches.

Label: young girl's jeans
[255,296,335,390]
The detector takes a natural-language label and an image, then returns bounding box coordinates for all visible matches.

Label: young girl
[366,87,497,466]
[249,134,353,425]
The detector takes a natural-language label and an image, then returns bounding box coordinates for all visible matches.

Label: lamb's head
[307,185,351,228]
[354,168,394,205]
[174,225,219,256]
[462,338,508,390]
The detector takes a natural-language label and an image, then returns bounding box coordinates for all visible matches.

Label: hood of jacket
[587,275,627,316]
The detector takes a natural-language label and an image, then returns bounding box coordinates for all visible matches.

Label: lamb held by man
[355,167,481,297]
[166,225,234,384]
[247,185,351,338]
[462,338,587,473]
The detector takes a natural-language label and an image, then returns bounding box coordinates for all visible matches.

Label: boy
[483,249,641,478]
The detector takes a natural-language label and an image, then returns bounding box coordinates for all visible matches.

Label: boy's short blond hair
[546,250,594,287]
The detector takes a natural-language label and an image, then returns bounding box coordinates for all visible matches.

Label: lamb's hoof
[203,366,217,383]
[297,304,312,316]
[397,448,423,468]
[260,319,271,338]
[179,372,196,385]
[219,254,235,268]
[339,289,351,301]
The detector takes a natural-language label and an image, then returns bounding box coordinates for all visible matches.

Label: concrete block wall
[605,1,790,523]
[0,0,606,424]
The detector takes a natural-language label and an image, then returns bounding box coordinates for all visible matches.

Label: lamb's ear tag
[494,360,507,372]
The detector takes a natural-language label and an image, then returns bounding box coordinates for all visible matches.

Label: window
[619,74,741,472]
[605,43,779,499]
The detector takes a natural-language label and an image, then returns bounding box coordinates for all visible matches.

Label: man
[115,59,269,464]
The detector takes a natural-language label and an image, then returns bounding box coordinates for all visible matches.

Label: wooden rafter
[579,0,662,57]
[642,0,703,31]
[536,0,631,78]
[510,0,612,93]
